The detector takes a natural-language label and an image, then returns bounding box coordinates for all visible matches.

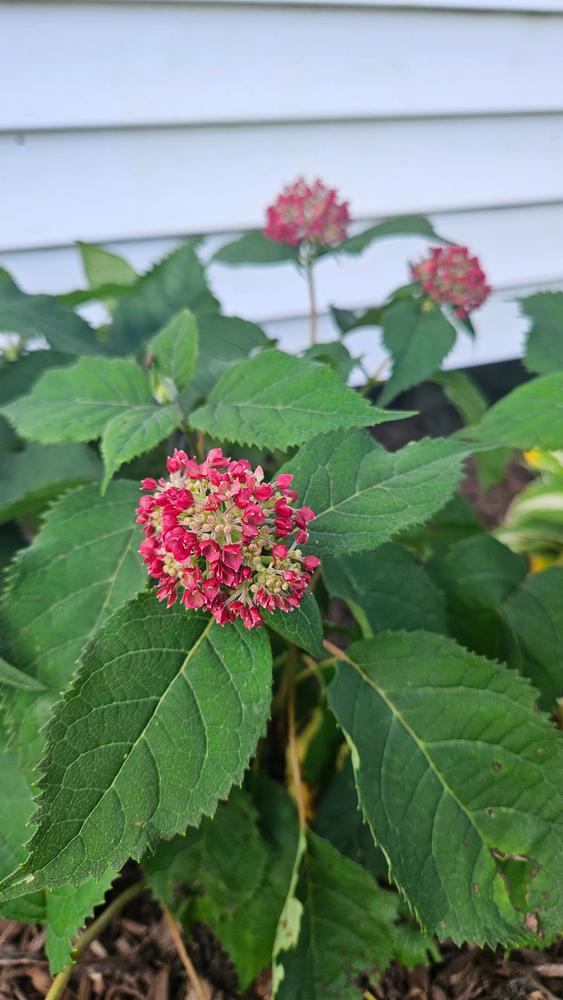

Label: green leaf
[314,757,387,879]
[146,781,299,990]
[330,215,444,258]
[399,495,483,559]
[277,832,396,999]
[149,309,199,392]
[301,340,357,381]
[213,231,300,266]
[503,568,563,708]
[0,742,45,923]
[101,404,180,492]
[284,432,470,555]
[0,525,22,593]
[322,543,446,637]
[0,351,73,454]
[0,657,45,692]
[1,481,146,772]
[430,535,563,709]
[432,372,511,489]
[108,241,219,355]
[79,242,137,292]
[378,300,457,406]
[330,305,384,336]
[264,591,325,659]
[521,292,563,375]
[0,269,98,355]
[432,370,488,427]
[328,630,563,945]
[392,920,441,970]
[0,734,116,965]
[469,372,563,451]
[190,349,405,450]
[0,593,272,900]
[0,351,73,404]
[2,357,152,444]
[180,314,269,412]
[0,442,101,524]
[45,873,116,974]
[474,446,513,490]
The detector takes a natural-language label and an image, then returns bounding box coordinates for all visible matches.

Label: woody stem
[287,644,307,830]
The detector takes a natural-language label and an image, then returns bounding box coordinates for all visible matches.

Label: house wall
[2,0,563,371]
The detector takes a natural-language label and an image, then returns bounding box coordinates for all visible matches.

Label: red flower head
[411,245,491,319]
[264,177,350,250]
[136,448,320,630]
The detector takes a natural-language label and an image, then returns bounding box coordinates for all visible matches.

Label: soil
[1,884,563,999]
[1,361,559,999]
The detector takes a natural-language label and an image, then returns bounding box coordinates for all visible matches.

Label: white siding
[1,0,563,371]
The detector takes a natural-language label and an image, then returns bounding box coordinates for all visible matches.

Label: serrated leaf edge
[327,630,550,950]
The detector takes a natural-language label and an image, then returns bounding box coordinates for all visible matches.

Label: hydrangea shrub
[0,181,562,998]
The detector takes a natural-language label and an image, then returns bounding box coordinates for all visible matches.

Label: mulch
[0,889,562,999]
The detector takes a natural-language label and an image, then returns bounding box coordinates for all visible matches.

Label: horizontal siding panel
[49,1,563,9]
[2,204,562,373]
[2,204,563,309]
[263,290,557,374]
[2,4,563,131]
[2,115,563,251]
[207,204,563,322]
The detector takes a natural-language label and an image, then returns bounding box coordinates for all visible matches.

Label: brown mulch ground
[1,888,562,1000]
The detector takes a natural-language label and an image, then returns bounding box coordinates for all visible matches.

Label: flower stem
[45,881,145,1000]
[359,355,390,397]
[196,430,206,462]
[287,644,307,830]
[305,258,317,347]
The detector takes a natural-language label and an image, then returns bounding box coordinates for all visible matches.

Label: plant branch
[359,355,390,397]
[287,644,307,830]
[323,638,354,665]
[195,429,206,462]
[305,259,318,347]
[163,906,208,1000]
[46,881,145,1000]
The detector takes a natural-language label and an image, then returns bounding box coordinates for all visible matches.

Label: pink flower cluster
[264,177,350,250]
[136,449,320,630]
[411,245,491,319]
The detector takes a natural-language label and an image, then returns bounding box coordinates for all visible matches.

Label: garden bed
[1,357,559,1000]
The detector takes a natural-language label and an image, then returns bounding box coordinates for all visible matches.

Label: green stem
[359,355,390,397]
[305,259,317,347]
[45,881,145,1000]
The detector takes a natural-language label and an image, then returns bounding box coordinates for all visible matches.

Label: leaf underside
[277,831,396,999]
[146,781,299,990]
[322,543,447,636]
